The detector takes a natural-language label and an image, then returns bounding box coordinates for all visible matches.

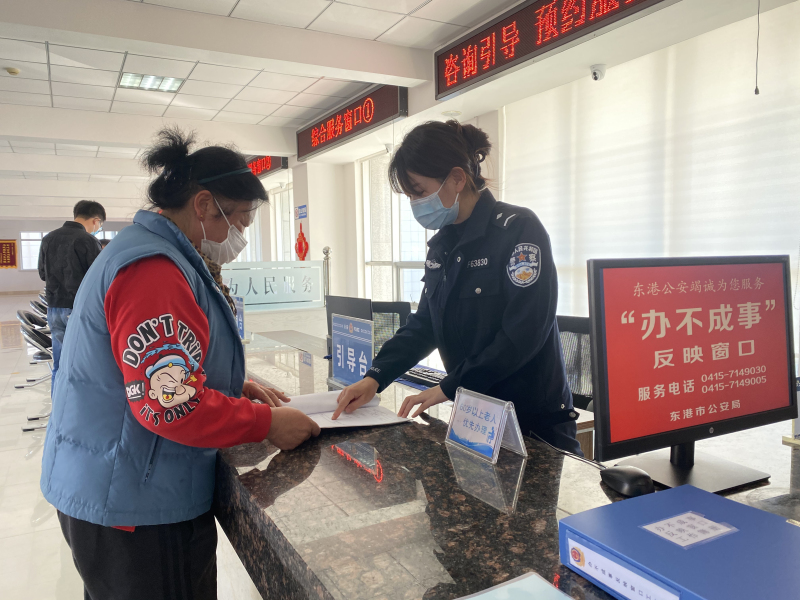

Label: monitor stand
[617,442,769,494]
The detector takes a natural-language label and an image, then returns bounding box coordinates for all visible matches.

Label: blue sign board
[331,314,373,386]
[295,204,308,220]
[446,388,527,464]
[232,295,245,340]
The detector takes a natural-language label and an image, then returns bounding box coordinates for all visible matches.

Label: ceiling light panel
[118,73,185,93]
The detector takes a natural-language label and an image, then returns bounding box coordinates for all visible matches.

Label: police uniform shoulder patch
[491,210,519,229]
[425,259,442,270]
[507,243,541,287]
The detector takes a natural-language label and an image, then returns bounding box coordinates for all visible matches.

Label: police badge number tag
[507,243,540,287]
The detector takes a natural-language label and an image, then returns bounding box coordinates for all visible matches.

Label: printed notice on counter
[642,511,736,548]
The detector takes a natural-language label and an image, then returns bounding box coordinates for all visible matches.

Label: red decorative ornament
[295,223,309,261]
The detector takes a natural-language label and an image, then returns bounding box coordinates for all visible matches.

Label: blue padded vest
[40,210,245,526]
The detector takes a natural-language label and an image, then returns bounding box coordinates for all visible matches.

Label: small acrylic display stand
[445,387,528,465]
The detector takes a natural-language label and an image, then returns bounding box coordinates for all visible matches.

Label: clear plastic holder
[445,387,528,465]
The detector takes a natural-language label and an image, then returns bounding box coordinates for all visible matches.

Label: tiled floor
[0,294,263,600]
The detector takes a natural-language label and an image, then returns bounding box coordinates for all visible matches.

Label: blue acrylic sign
[294,204,308,220]
[446,388,528,464]
[232,295,245,340]
[331,314,373,386]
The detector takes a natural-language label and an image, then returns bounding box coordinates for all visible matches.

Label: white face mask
[200,197,248,264]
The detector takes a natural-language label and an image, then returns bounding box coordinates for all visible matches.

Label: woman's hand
[398,385,449,419]
[266,407,321,450]
[242,380,291,408]
[332,377,380,420]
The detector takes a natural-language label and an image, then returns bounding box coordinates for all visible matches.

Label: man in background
[38,200,105,386]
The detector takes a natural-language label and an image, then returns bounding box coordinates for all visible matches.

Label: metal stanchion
[323,246,331,304]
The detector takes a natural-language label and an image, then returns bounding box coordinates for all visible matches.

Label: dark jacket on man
[38,221,102,308]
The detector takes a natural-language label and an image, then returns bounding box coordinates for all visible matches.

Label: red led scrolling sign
[435,0,671,99]
[247,156,288,178]
[297,85,408,161]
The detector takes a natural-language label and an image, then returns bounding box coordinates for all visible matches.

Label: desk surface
[215,333,800,600]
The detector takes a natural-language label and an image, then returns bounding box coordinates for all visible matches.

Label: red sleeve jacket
[105,255,272,449]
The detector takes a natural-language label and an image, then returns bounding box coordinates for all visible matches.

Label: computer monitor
[325,296,373,336]
[372,301,411,355]
[588,256,797,493]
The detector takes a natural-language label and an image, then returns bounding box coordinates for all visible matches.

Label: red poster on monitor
[602,262,791,443]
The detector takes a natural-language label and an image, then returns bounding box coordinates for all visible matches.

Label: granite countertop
[215,414,621,600]
[215,336,800,600]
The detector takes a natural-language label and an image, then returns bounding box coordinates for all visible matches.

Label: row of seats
[16,291,54,432]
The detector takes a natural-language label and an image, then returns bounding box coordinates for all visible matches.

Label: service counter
[214,333,800,600]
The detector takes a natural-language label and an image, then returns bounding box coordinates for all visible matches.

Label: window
[20,231,48,270]
[94,230,117,240]
[502,6,800,319]
[362,152,430,304]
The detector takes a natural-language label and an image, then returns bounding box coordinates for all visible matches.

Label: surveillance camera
[590,64,606,81]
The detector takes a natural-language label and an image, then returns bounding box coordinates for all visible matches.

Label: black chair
[18,323,53,431]
[17,309,49,332]
[372,301,411,356]
[30,300,47,319]
[38,292,48,307]
[16,323,53,388]
[557,315,593,411]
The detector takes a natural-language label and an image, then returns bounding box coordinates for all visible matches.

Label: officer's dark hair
[99,238,111,248]
[389,120,491,196]
[73,200,106,222]
[141,127,267,213]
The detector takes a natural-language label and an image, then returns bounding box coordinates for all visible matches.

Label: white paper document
[287,391,409,429]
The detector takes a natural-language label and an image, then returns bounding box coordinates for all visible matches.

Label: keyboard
[400,366,447,388]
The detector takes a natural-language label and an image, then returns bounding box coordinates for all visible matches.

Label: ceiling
[126,0,520,50]
[0,0,792,221]
[0,37,373,127]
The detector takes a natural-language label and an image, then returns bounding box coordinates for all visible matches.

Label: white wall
[503,2,800,317]
[292,162,351,296]
[0,218,132,293]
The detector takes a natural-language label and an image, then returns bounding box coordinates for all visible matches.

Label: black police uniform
[366,189,581,454]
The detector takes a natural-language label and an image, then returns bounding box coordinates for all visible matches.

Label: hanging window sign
[297,85,408,161]
[247,155,288,178]
[435,0,671,100]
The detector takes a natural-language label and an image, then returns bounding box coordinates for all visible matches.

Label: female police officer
[333,120,581,454]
